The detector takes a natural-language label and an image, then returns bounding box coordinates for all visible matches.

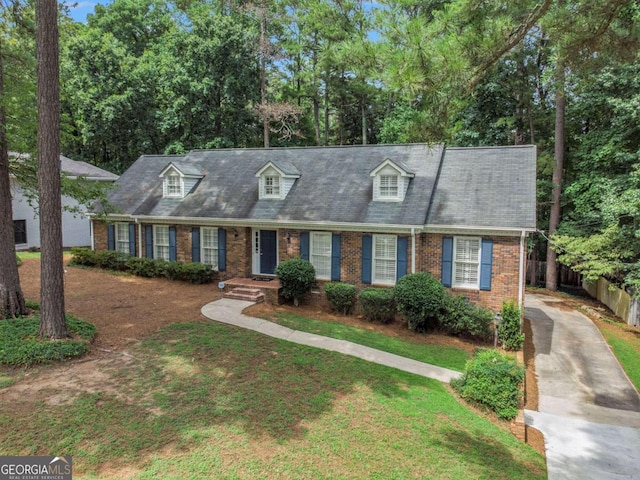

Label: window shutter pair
[191,228,227,271]
[299,232,341,281]
[361,235,408,284]
[441,237,493,290]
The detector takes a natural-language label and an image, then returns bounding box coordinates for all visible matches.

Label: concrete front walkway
[201,298,461,383]
[525,293,640,480]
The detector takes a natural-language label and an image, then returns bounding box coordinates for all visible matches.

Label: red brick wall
[93,221,523,310]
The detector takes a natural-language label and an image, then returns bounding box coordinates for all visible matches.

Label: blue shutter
[145,226,153,258]
[128,224,136,255]
[361,235,372,284]
[169,226,177,261]
[300,232,310,261]
[480,238,493,291]
[107,224,115,251]
[192,227,201,263]
[331,233,341,281]
[442,237,453,287]
[397,236,408,280]
[218,228,227,271]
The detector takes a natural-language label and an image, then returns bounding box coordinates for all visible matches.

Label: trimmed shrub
[16,254,22,267]
[439,294,493,341]
[69,247,98,266]
[178,262,216,284]
[125,257,160,277]
[276,258,316,306]
[359,287,396,323]
[324,282,357,314]
[451,348,524,420]
[94,250,130,271]
[394,272,445,332]
[499,300,525,351]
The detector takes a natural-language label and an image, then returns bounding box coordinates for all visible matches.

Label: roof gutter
[100,214,426,235]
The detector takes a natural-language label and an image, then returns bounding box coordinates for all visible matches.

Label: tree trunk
[260,13,269,148]
[313,96,321,146]
[545,58,565,292]
[36,0,66,338]
[0,38,27,319]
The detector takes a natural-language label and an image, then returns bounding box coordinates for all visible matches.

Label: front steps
[223,287,265,303]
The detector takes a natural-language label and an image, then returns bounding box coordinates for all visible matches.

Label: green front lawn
[0,321,545,479]
[267,312,471,372]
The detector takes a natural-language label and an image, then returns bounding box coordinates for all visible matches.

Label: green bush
[359,287,396,323]
[94,250,130,271]
[69,247,98,266]
[324,282,357,314]
[71,248,215,284]
[394,272,445,332]
[15,254,22,267]
[161,261,215,284]
[125,257,160,277]
[499,300,524,351]
[451,349,524,420]
[439,294,494,341]
[276,258,316,306]
[0,312,97,366]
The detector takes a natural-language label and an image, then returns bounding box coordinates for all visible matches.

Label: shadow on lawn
[124,321,419,441]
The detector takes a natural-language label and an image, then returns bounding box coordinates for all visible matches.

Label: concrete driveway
[525,293,640,479]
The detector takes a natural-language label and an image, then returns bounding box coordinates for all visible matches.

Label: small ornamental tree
[275,258,316,306]
[499,300,524,351]
[394,272,445,332]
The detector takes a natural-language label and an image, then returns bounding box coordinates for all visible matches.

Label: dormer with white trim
[370,158,415,201]
[255,160,300,200]
[159,162,203,199]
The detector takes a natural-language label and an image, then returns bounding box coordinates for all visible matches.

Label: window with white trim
[115,223,130,254]
[201,227,219,269]
[379,175,399,198]
[453,237,481,289]
[263,175,281,197]
[154,225,170,261]
[165,173,183,197]
[310,232,331,279]
[373,235,396,285]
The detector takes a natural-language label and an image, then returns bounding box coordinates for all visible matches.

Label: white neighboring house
[11,155,118,250]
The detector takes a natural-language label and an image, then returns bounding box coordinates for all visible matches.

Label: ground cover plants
[0,302,96,366]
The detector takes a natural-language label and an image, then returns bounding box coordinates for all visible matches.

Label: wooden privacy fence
[526,261,582,287]
[583,278,640,327]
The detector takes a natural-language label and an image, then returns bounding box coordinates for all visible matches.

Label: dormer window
[263,175,281,197]
[256,160,300,200]
[379,175,399,198]
[370,158,415,202]
[160,162,203,199]
[165,173,183,197]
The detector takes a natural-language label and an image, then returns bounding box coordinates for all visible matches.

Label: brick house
[91,144,536,311]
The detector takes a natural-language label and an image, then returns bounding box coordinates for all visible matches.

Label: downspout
[411,227,416,274]
[518,230,526,310]
[90,218,95,251]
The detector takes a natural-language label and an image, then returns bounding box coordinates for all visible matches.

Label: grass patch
[598,322,640,392]
[16,251,41,260]
[0,313,96,366]
[0,322,545,479]
[267,312,470,372]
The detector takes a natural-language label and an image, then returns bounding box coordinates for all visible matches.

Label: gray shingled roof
[426,146,537,229]
[60,155,119,180]
[102,144,536,231]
